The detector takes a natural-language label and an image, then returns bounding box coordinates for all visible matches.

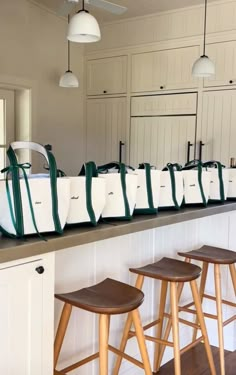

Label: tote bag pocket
[98,163,137,220]
[203,161,229,202]
[159,164,184,209]
[227,169,236,199]
[66,162,106,225]
[182,161,210,205]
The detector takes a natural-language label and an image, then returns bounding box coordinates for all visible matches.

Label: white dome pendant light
[192,0,215,77]
[67,0,101,43]
[59,16,79,88]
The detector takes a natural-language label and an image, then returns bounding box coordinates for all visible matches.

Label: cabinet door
[86,97,127,165]
[0,256,54,375]
[87,56,127,96]
[200,90,236,165]
[204,41,236,87]
[131,46,199,93]
[130,116,196,169]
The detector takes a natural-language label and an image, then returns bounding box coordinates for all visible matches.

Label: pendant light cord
[203,0,207,56]
[67,14,71,71]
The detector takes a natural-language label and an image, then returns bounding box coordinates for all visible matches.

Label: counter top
[0,201,236,265]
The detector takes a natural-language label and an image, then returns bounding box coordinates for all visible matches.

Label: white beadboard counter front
[0,203,236,375]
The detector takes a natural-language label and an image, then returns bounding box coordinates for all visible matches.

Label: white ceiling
[34,0,215,23]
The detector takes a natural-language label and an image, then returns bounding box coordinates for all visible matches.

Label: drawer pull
[229,80,234,84]
[103,90,107,94]
[35,266,44,274]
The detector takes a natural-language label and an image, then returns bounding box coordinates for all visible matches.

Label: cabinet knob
[229,80,234,84]
[35,266,44,274]
[103,90,107,94]
[160,86,164,90]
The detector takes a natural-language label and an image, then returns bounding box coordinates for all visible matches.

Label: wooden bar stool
[113,257,216,375]
[178,245,236,375]
[54,277,152,375]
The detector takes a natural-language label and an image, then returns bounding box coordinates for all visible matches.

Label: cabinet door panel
[0,257,54,375]
[130,116,196,168]
[201,90,236,165]
[204,41,236,87]
[87,56,127,95]
[86,98,127,165]
[131,46,199,93]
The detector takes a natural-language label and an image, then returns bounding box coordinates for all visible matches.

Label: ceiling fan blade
[88,0,127,15]
[57,0,78,16]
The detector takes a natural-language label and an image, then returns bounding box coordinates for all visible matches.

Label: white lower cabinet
[0,253,55,375]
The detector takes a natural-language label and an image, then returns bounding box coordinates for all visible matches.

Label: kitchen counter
[0,201,236,264]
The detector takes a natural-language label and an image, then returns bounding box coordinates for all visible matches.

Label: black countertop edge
[0,201,235,265]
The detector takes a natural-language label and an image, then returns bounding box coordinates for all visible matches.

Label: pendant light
[59,15,79,88]
[67,0,101,43]
[192,0,215,77]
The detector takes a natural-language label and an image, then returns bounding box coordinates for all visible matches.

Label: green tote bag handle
[138,163,155,211]
[79,161,98,225]
[162,163,182,209]
[183,160,207,206]
[203,160,225,202]
[6,141,63,236]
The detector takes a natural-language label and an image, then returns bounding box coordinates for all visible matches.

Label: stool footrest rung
[203,293,236,308]
[61,352,99,373]
[143,318,160,331]
[223,315,236,327]
[180,336,204,355]
[108,345,144,369]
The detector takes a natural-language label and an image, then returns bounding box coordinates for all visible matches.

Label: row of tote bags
[0,142,235,238]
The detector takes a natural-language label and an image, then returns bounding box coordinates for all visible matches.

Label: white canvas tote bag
[203,161,229,202]
[66,162,106,225]
[228,169,236,199]
[159,164,184,209]
[0,141,70,237]
[182,161,211,205]
[98,163,137,220]
[134,163,161,214]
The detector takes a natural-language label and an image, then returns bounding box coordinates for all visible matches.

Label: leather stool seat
[130,257,201,282]
[55,278,144,315]
[179,245,236,264]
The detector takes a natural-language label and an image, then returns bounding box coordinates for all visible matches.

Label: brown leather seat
[55,278,144,315]
[178,245,236,264]
[129,257,202,282]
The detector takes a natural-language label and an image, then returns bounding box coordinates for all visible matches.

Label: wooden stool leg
[214,264,225,375]
[54,303,72,368]
[131,308,152,375]
[99,314,110,375]
[192,262,209,342]
[113,275,144,375]
[229,263,236,295]
[157,281,184,371]
[153,280,168,372]
[170,282,181,375]
[190,280,216,375]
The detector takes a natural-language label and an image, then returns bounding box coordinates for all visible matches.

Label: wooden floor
[155,344,235,374]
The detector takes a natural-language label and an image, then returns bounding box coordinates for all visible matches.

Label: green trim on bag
[1,163,46,240]
[79,161,97,225]
[120,163,131,219]
[46,151,63,234]
[203,161,225,202]
[134,208,157,214]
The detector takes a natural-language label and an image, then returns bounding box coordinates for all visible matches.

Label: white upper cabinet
[204,41,236,87]
[131,46,199,93]
[131,93,197,116]
[200,90,236,166]
[86,55,127,96]
[86,97,127,165]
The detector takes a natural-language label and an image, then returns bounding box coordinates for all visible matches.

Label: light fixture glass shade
[67,10,101,43]
[192,55,215,78]
[59,70,79,88]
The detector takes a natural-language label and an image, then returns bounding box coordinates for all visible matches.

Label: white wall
[0,0,85,174]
